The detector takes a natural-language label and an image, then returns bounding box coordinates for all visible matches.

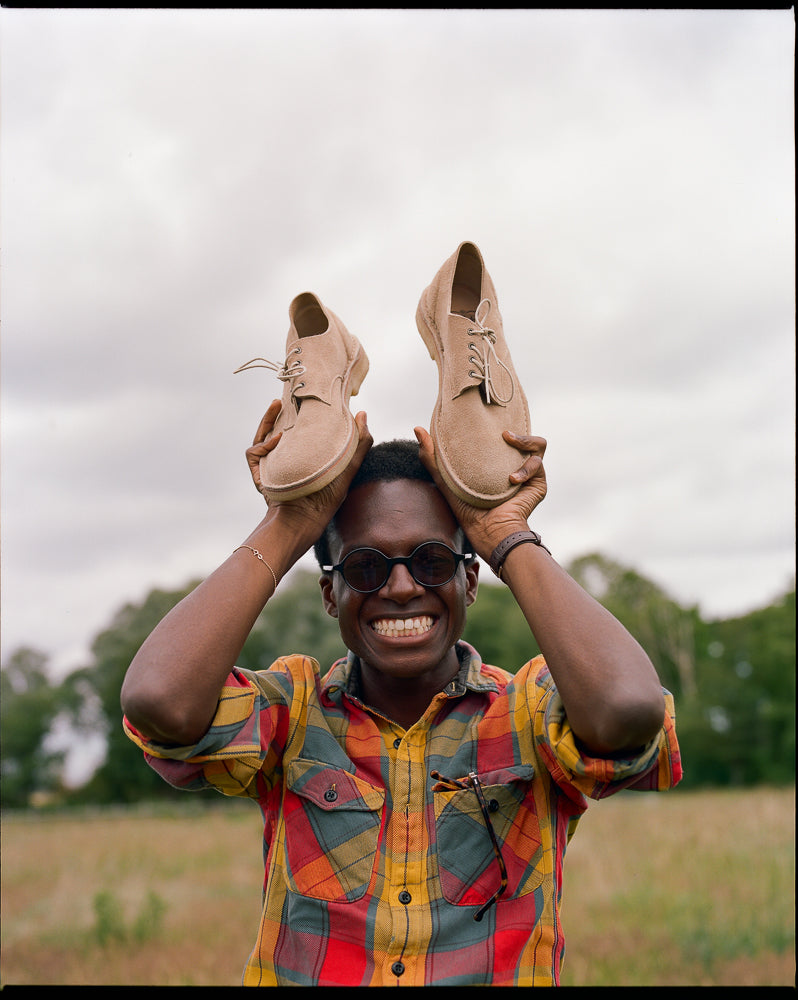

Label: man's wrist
[488,530,551,580]
[244,508,318,577]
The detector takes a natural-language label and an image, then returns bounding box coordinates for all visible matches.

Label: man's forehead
[333,478,460,550]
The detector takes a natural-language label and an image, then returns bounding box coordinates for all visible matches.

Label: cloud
[1,8,794,677]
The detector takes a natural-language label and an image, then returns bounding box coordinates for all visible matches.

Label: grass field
[1,785,794,986]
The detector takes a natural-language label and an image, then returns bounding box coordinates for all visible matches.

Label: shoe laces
[234,347,308,397]
[466,299,514,405]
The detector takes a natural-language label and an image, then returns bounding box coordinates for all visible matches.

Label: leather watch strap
[489,530,551,579]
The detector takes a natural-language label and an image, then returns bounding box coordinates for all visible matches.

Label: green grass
[1,787,794,986]
[559,785,794,986]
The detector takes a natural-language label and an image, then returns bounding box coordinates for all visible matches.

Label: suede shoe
[415,241,530,508]
[236,292,369,501]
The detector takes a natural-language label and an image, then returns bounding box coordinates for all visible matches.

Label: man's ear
[465,558,480,608]
[319,574,339,618]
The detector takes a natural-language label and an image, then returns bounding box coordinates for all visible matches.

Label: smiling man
[121,403,681,987]
[316,466,478,731]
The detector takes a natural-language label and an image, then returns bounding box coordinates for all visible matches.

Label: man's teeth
[371,616,434,637]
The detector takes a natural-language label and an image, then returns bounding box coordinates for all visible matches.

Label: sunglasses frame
[322,541,475,594]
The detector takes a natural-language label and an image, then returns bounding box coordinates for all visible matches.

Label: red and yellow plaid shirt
[124,642,681,986]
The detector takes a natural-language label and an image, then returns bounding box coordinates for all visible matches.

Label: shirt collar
[322,640,500,706]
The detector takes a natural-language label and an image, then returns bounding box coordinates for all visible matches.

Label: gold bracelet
[234,546,278,592]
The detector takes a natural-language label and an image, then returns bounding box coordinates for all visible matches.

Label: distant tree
[5,555,792,806]
[463,578,541,670]
[238,569,346,676]
[72,570,346,804]
[567,553,698,700]
[684,588,796,787]
[72,582,202,804]
[566,556,795,789]
[1,648,64,808]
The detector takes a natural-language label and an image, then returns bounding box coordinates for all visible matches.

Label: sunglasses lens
[411,543,458,586]
[338,543,463,592]
[341,549,389,592]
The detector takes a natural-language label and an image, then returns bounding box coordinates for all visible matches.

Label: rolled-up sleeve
[122,657,315,797]
[518,659,682,802]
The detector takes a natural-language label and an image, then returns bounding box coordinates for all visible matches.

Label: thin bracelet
[234,546,279,592]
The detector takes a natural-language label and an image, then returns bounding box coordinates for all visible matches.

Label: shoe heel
[348,339,369,397]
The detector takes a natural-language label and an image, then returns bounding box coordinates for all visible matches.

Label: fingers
[246,402,283,470]
[415,424,546,495]
[353,411,374,455]
[413,426,442,485]
[501,430,546,485]
[413,425,433,458]
[509,456,544,485]
[416,426,546,481]
[336,411,373,488]
[246,431,281,466]
[245,400,283,496]
[252,399,282,446]
[324,411,373,496]
[502,430,547,457]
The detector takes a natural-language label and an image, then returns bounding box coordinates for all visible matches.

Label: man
[121,409,680,987]
[121,243,681,985]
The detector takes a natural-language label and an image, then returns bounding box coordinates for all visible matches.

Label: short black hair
[313,439,469,569]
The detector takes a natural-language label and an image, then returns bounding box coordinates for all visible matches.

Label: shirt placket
[379,689,454,986]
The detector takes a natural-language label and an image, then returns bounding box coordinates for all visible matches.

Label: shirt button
[398,890,412,904]
[391,961,405,977]
[393,738,401,749]
[323,789,338,802]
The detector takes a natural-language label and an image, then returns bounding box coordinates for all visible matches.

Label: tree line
[1,552,794,809]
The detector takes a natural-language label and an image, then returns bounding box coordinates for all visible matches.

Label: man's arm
[415,426,665,756]
[120,404,372,747]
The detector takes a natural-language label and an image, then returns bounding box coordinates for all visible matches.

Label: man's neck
[355,648,463,730]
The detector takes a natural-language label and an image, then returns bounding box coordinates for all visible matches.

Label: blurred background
[0,9,794,986]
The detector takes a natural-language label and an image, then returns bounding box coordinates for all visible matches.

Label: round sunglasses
[322,541,475,594]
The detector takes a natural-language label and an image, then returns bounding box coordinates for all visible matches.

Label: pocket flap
[286,758,384,812]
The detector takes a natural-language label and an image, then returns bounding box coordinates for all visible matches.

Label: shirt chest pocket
[282,758,385,902]
[433,765,543,907]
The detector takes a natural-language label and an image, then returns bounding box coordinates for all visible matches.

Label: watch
[488,530,551,579]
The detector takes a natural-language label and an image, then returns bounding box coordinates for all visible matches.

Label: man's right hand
[246,400,373,547]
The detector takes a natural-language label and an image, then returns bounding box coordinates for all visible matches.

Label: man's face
[319,479,479,690]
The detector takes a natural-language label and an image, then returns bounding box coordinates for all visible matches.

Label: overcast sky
[1,9,795,683]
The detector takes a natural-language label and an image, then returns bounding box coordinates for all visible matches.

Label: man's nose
[378,562,425,600]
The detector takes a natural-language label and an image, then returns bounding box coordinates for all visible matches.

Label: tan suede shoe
[416,241,530,508]
[236,292,368,501]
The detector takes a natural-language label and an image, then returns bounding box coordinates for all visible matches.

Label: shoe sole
[259,338,369,502]
[416,290,524,509]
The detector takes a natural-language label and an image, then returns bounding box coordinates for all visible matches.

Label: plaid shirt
[124,642,681,986]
